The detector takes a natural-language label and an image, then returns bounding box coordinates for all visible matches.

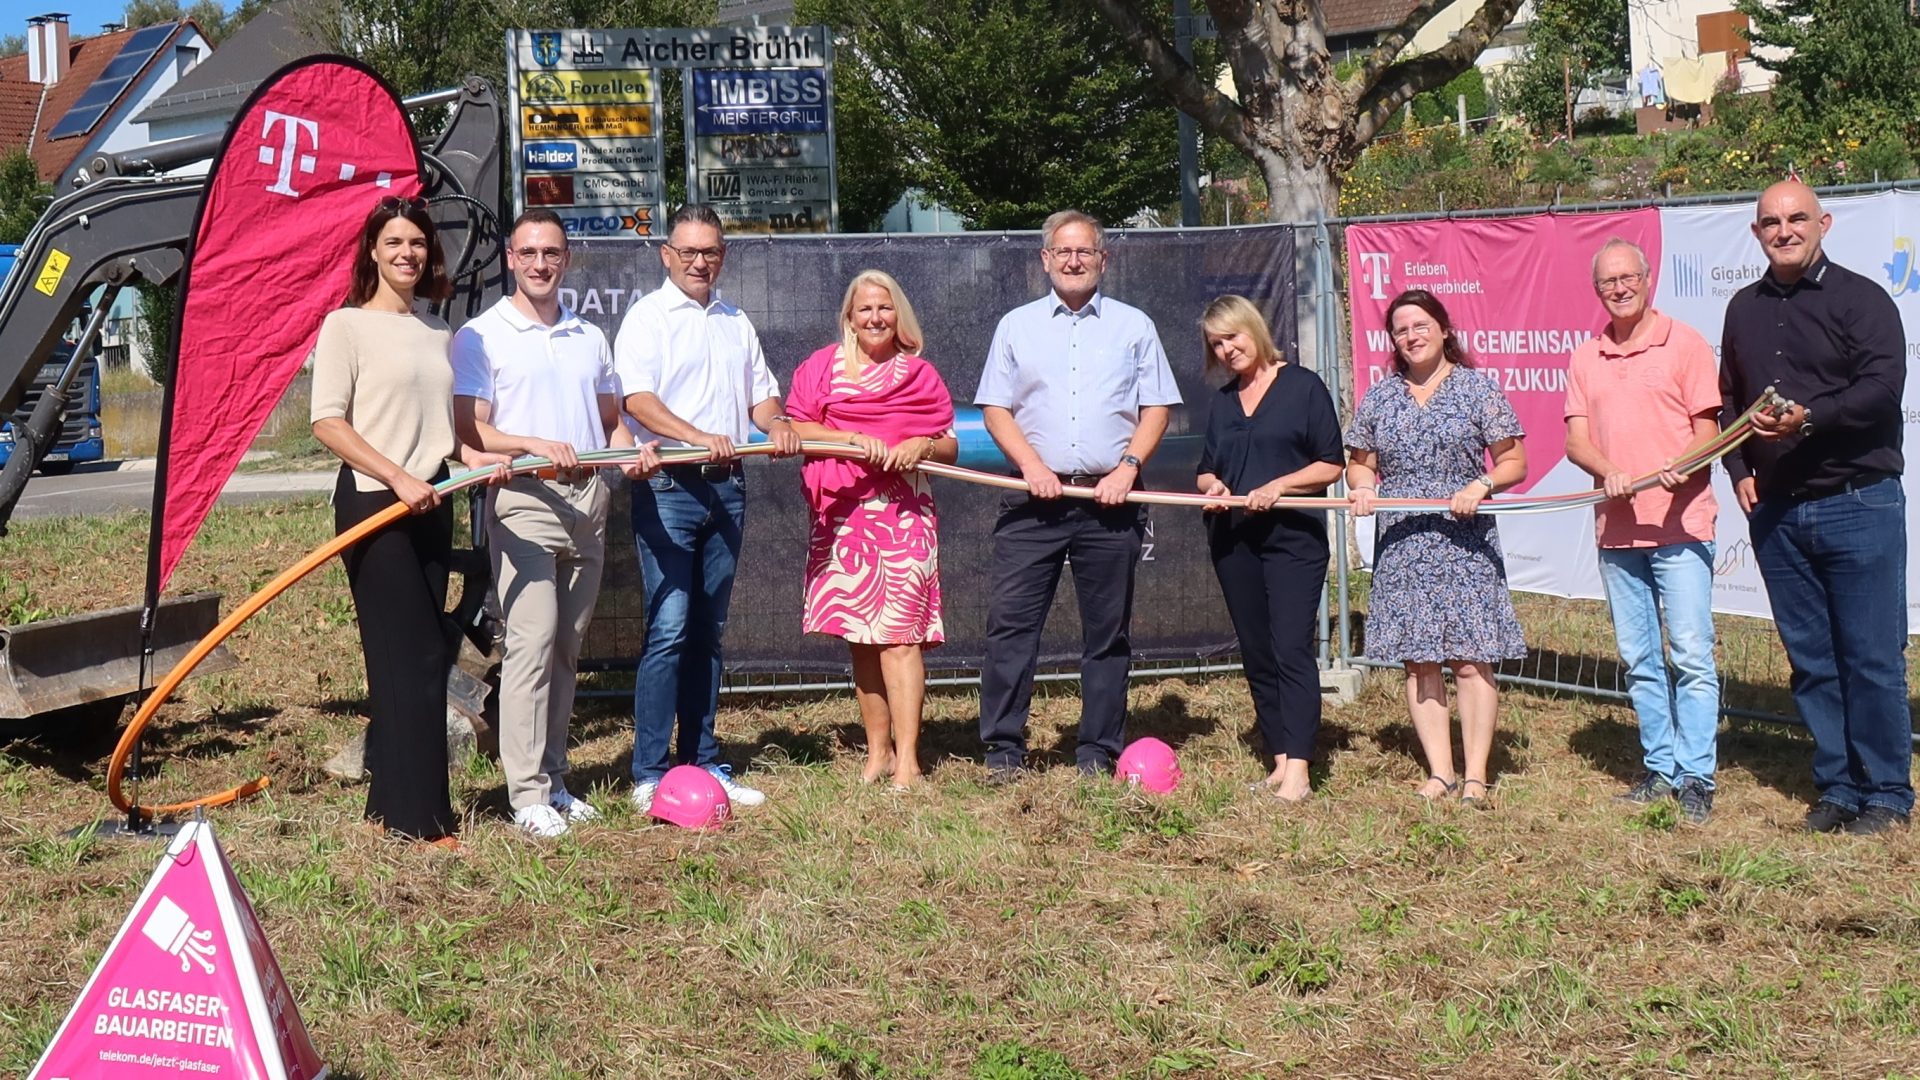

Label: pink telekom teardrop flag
[150,56,423,592]
[28,820,325,1079]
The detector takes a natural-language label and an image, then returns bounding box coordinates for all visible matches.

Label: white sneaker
[549,787,600,822]
[513,803,569,839]
[631,780,660,814]
[707,764,766,807]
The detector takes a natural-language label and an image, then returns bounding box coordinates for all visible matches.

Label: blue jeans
[629,469,744,784]
[1750,478,1913,815]
[1597,542,1720,788]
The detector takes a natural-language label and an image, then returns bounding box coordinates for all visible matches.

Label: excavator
[0,75,507,734]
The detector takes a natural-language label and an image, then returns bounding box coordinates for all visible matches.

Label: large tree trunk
[1254,142,1341,223]
[1095,0,1528,224]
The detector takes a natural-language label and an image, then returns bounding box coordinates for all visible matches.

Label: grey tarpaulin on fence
[551,225,1298,674]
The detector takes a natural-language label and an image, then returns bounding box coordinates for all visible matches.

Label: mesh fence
[558,226,1298,677]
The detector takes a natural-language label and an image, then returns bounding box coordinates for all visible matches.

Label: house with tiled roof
[134,0,332,145]
[1321,0,1533,68]
[0,13,212,187]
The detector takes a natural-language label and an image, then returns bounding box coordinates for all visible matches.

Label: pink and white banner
[1347,195,1920,633]
[1345,209,1662,599]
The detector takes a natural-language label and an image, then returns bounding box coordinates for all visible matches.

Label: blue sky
[17,2,151,41]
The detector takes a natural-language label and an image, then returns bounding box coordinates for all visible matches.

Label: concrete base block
[322,708,479,784]
[1319,665,1366,707]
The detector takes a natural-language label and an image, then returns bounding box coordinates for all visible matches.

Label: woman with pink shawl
[786,270,959,789]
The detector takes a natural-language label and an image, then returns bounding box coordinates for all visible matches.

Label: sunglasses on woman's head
[377,195,429,214]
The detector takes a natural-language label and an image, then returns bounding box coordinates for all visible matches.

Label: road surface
[7,459,334,521]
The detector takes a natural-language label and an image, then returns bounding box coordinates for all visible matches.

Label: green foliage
[1079,783,1196,850]
[1530,143,1594,188]
[971,1041,1088,1080]
[1497,0,1628,134]
[757,1012,892,1078]
[1238,923,1343,993]
[0,149,51,245]
[122,0,262,43]
[1657,884,1709,916]
[0,571,62,625]
[0,33,24,58]
[1628,800,1679,832]
[804,0,1185,229]
[1652,91,1920,193]
[133,283,178,388]
[1411,68,1490,128]
[1740,0,1920,119]
[818,41,913,231]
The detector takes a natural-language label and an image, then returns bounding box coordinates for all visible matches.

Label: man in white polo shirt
[614,203,799,812]
[452,208,658,839]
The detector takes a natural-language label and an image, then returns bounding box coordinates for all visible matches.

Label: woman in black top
[1195,296,1346,801]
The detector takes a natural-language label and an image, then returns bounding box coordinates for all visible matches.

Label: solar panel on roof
[44,22,175,141]
[48,105,110,139]
[67,77,131,111]
[124,22,177,52]
[99,50,154,81]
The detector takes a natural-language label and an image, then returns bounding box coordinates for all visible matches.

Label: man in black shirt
[1720,180,1913,834]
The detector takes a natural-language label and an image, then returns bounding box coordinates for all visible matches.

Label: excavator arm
[0,76,504,531]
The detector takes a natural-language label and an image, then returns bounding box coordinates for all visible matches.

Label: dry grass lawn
[2,498,1918,1079]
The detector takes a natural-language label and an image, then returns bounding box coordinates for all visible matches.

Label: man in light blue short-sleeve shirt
[973,208,1182,782]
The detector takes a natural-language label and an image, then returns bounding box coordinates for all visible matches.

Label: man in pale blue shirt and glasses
[974,209,1183,781]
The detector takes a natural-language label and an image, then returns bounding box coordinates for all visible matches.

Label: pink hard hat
[650,765,732,830]
[1116,737,1182,793]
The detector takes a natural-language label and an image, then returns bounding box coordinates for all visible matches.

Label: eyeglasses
[664,243,725,264]
[511,246,567,265]
[377,195,428,214]
[1595,272,1646,291]
[1046,246,1104,261]
[1390,323,1438,340]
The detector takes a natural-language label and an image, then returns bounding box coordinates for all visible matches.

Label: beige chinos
[489,473,609,810]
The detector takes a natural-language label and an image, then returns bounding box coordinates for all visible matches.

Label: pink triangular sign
[30,820,326,1080]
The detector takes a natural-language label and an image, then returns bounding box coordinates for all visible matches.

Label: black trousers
[334,467,458,838]
[1211,527,1327,761]
[979,496,1144,770]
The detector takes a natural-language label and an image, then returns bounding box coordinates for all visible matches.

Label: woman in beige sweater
[311,196,507,847]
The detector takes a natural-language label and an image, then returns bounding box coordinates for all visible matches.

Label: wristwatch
[1476,473,1496,492]
[1119,453,1142,469]
[769,413,792,424]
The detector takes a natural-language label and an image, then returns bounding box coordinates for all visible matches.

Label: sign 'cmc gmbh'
[507,26,838,238]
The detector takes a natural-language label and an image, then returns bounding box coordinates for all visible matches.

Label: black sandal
[1460,778,1492,810]
[1418,774,1460,801]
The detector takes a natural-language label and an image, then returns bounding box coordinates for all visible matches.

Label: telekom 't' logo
[1357,251,1391,301]
[258,109,396,198]
[259,110,319,197]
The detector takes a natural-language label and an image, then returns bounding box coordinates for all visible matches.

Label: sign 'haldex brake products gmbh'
[506,26,837,239]
[508,30,666,238]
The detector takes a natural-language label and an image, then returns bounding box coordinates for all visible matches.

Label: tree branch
[1352,0,1527,145]
[1090,0,1256,157]
[1357,0,1453,88]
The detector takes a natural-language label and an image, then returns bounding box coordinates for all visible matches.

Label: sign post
[507,31,667,240]
[684,58,837,234]
[506,26,836,238]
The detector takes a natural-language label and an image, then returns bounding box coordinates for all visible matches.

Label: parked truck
[0,244,104,476]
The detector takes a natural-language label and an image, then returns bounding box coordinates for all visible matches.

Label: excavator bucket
[0,592,235,719]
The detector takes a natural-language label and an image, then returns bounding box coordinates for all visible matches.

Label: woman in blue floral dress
[1345,289,1528,808]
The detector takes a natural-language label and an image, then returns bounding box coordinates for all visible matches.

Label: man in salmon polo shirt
[1564,237,1725,825]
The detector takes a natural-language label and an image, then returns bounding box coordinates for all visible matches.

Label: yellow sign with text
[520,69,655,104]
[521,105,654,139]
[34,248,70,296]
